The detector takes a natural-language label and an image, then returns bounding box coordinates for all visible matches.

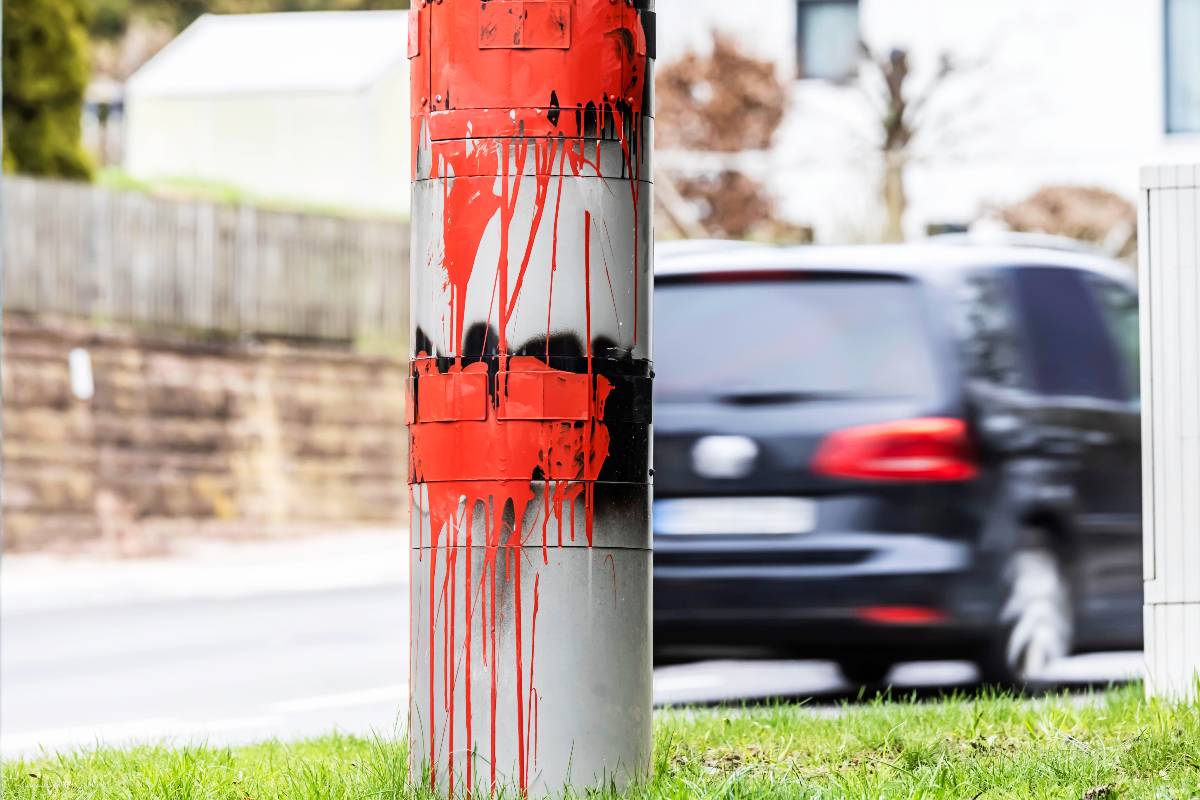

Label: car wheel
[977,529,1073,687]
[838,658,895,687]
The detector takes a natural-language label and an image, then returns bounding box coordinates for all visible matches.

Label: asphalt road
[0,533,1145,759]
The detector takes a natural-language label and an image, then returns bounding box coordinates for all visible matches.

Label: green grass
[5,684,1200,799]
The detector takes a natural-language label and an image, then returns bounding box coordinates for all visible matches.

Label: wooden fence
[2,176,410,343]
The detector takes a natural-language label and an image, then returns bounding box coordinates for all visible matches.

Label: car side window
[954,271,1026,388]
[1088,277,1140,402]
[1010,266,1127,402]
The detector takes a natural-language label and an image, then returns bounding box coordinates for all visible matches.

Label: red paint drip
[583,210,596,548]
[427,541,437,789]
[464,518,473,798]
[526,573,540,777]
[513,552,526,790]
[489,532,498,791]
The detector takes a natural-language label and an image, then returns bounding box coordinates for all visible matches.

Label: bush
[3,0,95,180]
[999,185,1138,259]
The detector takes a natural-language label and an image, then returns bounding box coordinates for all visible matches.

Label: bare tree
[857,45,961,243]
[656,33,785,153]
[998,185,1138,260]
[672,171,776,240]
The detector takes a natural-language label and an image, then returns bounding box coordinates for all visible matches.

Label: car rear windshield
[654,276,941,403]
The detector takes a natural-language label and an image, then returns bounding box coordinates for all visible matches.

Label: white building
[656,0,1200,242]
[124,11,411,215]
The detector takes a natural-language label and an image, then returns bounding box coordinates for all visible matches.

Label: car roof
[654,242,1136,288]
[927,231,1104,254]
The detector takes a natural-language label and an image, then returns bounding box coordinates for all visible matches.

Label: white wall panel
[1141,164,1200,701]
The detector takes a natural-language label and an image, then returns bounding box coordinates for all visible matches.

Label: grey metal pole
[406,1,654,796]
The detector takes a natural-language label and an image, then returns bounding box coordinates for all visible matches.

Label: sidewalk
[1,528,408,615]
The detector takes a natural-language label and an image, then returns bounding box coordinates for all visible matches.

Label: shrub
[3,0,95,180]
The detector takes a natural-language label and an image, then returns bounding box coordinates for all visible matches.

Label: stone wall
[2,314,408,552]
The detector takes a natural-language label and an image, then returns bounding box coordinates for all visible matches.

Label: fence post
[406,0,655,795]
[1141,164,1200,701]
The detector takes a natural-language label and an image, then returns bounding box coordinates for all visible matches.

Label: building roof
[127,10,409,98]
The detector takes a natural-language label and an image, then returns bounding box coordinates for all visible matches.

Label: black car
[652,244,1142,685]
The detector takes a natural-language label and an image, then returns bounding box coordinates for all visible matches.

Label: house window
[797,0,860,81]
[1166,0,1200,133]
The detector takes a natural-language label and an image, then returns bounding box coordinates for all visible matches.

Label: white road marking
[271,685,407,714]
[0,717,173,753]
[653,672,727,693]
[2,685,412,757]
[1,714,282,754]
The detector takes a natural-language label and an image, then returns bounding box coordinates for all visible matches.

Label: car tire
[838,658,895,687]
[976,528,1074,687]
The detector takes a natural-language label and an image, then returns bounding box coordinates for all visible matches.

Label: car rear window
[654,276,941,403]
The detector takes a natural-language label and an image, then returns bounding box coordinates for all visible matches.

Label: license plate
[654,497,817,536]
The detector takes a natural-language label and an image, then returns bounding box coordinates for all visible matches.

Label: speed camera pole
[406,1,655,796]
[1140,164,1200,701]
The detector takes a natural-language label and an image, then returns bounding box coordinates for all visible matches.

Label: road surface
[0,531,1144,758]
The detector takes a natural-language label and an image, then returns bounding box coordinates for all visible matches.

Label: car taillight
[857,606,949,625]
[811,417,978,482]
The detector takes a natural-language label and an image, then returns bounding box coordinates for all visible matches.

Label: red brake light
[812,417,978,482]
[857,606,949,625]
